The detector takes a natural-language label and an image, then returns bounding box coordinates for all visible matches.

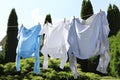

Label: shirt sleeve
[16,55,21,71]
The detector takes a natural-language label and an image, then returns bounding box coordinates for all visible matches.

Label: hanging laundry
[16,24,42,74]
[41,20,70,69]
[41,23,54,69]
[42,23,54,45]
[68,11,110,79]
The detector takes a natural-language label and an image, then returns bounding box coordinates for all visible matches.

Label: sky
[0,0,120,41]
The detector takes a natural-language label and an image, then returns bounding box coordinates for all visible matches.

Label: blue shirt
[16,24,42,74]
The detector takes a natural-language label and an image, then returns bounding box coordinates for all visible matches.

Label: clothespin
[73,16,75,20]
[20,24,23,30]
[64,18,66,23]
[38,22,40,25]
[99,9,102,14]
[21,24,23,27]
[99,9,102,13]
[46,21,48,25]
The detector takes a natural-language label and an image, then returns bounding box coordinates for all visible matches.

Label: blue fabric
[16,24,42,74]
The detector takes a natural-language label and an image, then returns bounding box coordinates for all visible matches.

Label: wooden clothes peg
[38,22,40,25]
[46,21,48,25]
[21,24,23,26]
[73,16,75,20]
[99,9,102,14]
[64,18,66,22]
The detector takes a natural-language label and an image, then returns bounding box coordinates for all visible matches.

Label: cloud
[31,8,45,25]
[31,8,69,26]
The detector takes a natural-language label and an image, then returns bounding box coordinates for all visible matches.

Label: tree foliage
[44,14,52,24]
[4,8,18,63]
[108,31,120,77]
[81,0,94,20]
[0,56,100,80]
[107,4,120,36]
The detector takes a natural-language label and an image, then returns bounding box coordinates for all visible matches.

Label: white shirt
[41,20,70,69]
[68,11,110,79]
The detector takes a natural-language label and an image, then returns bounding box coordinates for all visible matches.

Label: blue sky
[0,0,120,41]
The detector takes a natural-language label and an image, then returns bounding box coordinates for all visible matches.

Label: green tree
[4,8,18,63]
[109,31,120,77]
[81,0,87,19]
[44,14,52,24]
[81,0,94,20]
[107,4,120,36]
[113,5,120,34]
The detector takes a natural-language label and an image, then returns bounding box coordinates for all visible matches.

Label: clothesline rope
[74,9,102,19]
[80,14,93,19]
[8,26,18,27]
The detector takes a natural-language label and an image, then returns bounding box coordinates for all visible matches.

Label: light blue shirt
[16,24,42,74]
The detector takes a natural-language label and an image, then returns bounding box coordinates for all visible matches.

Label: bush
[4,62,17,75]
[0,64,4,75]
[0,51,5,63]
[0,56,101,80]
[109,31,120,77]
[20,58,34,73]
[87,56,99,73]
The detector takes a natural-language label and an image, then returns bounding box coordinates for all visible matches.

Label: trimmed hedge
[0,56,101,80]
[108,31,120,77]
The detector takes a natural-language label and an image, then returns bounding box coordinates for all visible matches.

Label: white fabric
[41,21,70,69]
[42,23,54,44]
[68,11,110,78]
